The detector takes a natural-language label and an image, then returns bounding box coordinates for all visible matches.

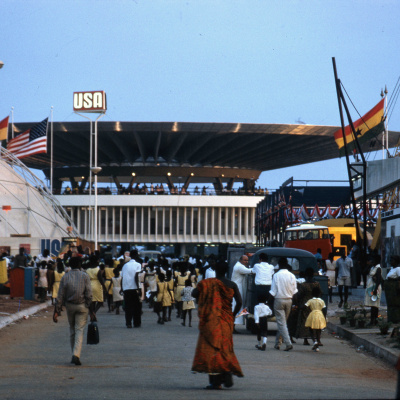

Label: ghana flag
[334,98,385,155]
[0,116,9,141]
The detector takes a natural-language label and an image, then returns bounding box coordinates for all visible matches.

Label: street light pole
[92,113,104,251]
[73,90,107,253]
[74,113,104,252]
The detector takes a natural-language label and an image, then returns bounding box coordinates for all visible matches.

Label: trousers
[274,298,292,346]
[124,289,142,327]
[66,302,89,358]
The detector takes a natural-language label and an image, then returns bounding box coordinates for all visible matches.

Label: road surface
[0,304,396,399]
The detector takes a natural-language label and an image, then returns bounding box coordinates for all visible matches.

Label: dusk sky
[1,1,399,190]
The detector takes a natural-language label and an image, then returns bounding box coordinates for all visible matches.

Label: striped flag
[7,118,48,159]
[0,116,8,141]
[334,99,385,154]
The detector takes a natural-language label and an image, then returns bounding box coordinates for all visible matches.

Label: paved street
[0,303,397,400]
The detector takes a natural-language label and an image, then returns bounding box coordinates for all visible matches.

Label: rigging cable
[388,78,400,123]
[386,75,400,118]
[340,82,375,161]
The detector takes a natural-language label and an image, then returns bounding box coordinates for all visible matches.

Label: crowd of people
[60,183,268,197]
[2,243,399,389]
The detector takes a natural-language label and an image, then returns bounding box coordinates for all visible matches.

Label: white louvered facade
[56,195,259,247]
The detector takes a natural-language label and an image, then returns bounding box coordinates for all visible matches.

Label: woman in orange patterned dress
[191,261,243,390]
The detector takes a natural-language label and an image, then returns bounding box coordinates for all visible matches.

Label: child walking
[155,272,173,324]
[254,293,272,351]
[181,279,195,327]
[304,286,327,352]
[37,261,49,303]
[165,270,175,321]
[111,268,124,314]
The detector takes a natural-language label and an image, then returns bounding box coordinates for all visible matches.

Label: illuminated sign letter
[73,91,107,113]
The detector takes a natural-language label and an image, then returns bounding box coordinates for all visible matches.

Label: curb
[0,300,52,330]
[327,321,399,367]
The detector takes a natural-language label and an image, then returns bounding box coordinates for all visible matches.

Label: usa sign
[73,91,107,113]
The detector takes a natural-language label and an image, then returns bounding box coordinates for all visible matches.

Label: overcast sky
[1,0,399,190]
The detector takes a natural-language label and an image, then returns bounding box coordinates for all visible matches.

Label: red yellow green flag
[334,98,385,154]
[0,116,9,141]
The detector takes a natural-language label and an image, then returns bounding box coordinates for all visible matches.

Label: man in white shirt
[386,255,400,280]
[121,250,143,328]
[204,258,216,279]
[269,257,298,351]
[335,254,353,308]
[253,252,275,299]
[231,255,253,332]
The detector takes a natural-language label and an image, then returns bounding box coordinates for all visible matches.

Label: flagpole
[0,112,9,159]
[11,107,14,139]
[382,88,385,158]
[50,106,53,193]
[385,85,389,157]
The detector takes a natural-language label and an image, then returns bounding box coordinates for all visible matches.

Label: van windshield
[285,229,329,241]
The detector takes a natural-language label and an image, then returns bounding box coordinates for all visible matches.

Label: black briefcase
[87,321,100,345]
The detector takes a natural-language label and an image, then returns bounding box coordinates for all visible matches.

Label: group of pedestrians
[230,252,327,354]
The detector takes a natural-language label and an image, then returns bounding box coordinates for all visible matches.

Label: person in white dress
[364,254,382,326]
[112,268,124,314]
[325,253,336,303]
[231,255,253,332]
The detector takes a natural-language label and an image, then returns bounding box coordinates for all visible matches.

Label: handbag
[87,321,100,345]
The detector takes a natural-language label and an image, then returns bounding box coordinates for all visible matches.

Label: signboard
[41,239,61,257]
[20,243,31,254]
[73,91,107,113]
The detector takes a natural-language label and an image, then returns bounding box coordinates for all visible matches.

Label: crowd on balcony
[60,183,268,197]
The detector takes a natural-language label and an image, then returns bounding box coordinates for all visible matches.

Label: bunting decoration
[283,204,380,224]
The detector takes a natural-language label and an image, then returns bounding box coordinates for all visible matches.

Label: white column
[190,207,194,243]
[77,208,81,238]
[238,207,242,243]
[225,207,229,243]
[127,207,130,242]
[231,208,235,242]
[218,207,222,243]
[183,207,187,242]
[197,207,201,242]
[245,207,249,243]
[204,207,208,243]
[250,208,255,242]
[176,208,180,242]
[112,207,115,243]
[84,207,88,240]
[169,207,173,243]
[211,207,215,243]
[155,207,158,241]
[140,207,144,242]
[162,207,165,242]
[105,207,109,242]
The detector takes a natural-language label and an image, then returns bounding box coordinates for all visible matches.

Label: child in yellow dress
[181,279,195,327]
[304,286,326,352]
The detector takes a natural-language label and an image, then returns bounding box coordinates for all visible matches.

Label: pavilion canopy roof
[10,121,399,182]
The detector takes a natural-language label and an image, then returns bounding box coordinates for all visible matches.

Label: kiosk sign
[73,91,107,113]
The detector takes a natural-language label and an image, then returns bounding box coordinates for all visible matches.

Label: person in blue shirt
[314,248,322,261]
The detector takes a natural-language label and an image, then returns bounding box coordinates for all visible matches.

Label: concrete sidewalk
[0,299,52,330]
[326,287,399,368]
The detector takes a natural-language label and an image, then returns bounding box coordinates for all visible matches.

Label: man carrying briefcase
[53,256,95,366]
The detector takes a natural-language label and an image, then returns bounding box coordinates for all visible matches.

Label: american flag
[7,118,48,159]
